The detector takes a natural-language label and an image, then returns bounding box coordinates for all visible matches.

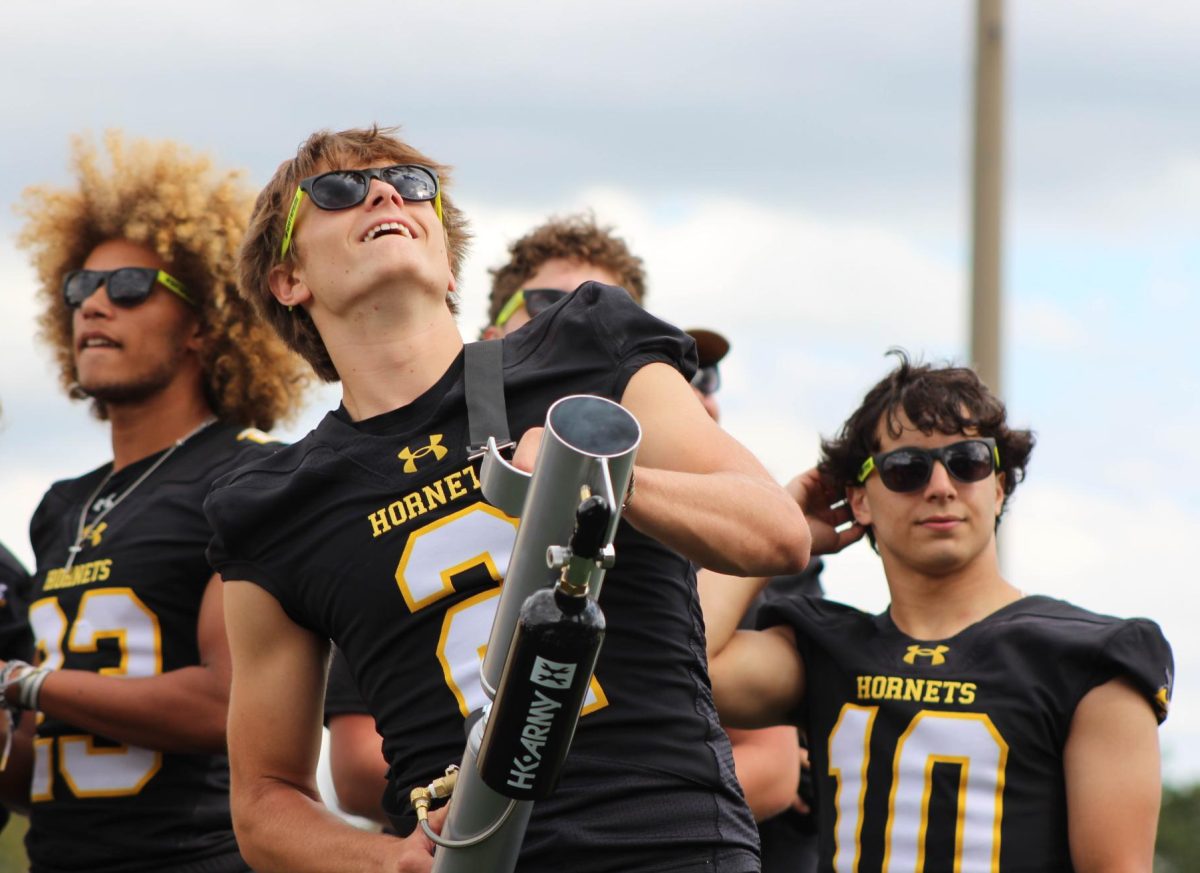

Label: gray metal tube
[480,395,639,696]
[430,394,640,873]
[431,719,534,873]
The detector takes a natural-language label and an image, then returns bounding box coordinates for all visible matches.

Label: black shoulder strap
[464,340,513,459]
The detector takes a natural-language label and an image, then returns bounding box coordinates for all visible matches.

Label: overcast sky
[1,1,1198,781]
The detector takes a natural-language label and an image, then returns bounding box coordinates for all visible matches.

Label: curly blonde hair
[17,132,309,429]
[239,126,470,383]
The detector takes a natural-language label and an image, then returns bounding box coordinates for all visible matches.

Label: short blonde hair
[239,126,470,382]
[17,131,309,429]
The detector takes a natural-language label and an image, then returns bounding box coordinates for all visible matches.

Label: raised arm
[1064,677,1161,873]
[224,581,436,873]
[618,362,809,576]
[4,573,232,753]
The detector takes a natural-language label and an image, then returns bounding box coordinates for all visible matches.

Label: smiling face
[72,239,203,407]
[270,164,455,320]
[847,412,1005,580]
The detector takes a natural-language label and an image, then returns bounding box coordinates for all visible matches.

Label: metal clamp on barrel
[427,395,640,873]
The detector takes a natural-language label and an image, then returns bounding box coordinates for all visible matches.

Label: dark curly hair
[486,213,646,328]
[238,125,470,383]
[17,131,310,429]
[819,350,1035,541]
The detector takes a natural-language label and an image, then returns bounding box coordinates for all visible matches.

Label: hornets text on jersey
[206,284,761,873]
[27,422,278,873]
[758,593,1173,873]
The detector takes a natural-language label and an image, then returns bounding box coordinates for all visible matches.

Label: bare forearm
[235,778,419,873]
[624,467,810,576]
[22,667,228,753]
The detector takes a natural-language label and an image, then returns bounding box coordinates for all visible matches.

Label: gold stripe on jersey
[856,674,977,706]
[367,465,484,538]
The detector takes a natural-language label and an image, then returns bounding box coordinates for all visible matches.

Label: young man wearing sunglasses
[5,133,307,873]
[206,126,811,873]
[705,352,1172,873]
[321,213,804,838]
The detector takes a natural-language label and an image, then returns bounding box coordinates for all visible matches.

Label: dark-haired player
[206,126,811,873]
[706,353,1172,872]
[4,133,307,873]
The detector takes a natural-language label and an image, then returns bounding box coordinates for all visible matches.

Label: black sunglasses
[280,164,442,258]
[857,438,1000,493]
[493,288,569,328]
[62,268,195,309]
[690,364,721,397]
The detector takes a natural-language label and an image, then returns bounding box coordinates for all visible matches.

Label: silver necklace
[63,417,217,571]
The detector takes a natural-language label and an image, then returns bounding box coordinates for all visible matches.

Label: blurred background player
[705,352,1172,872]
[2,133,307,873]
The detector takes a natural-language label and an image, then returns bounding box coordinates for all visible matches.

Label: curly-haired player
[705,351,1172,872]
[2,132,307,873]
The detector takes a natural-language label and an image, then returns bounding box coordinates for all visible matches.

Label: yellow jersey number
[828,704,1008,872]
[28,588,164,800]
[393,502,607,718]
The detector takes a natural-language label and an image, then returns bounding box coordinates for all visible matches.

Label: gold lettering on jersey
[44,559,114,591]
[903,644,950,666]
[856,674,977,706]
[367,465,484,538]
[397,434,449,473]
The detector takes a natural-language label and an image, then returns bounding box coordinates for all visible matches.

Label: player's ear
[268,263,312,310]
[847,485,872,527]
[993,471,1006,518]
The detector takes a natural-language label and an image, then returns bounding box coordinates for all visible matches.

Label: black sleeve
[511,282,698,402]
[324,647,371,724]
[0,544,33,663]
[1086,618,1174,724]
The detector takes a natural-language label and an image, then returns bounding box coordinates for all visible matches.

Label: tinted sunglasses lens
[879,451,933,492]
[63,271,101,307]
[690,366,720,396]
[310,172,369,209]
[380,166,437,201]
[105,269,156,306]
[945,442,995,482]
[523,289,568,317]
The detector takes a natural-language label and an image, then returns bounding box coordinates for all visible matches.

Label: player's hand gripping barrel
[476,495,610,799]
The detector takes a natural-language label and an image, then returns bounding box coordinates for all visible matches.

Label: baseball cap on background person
[685,328,728,421]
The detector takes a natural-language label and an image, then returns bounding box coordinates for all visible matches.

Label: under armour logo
[397,434,448,473]
[529,656,576,690]
[83,521,108,547]
[903,644,950,666]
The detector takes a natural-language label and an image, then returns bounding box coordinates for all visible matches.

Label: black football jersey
[207,285,760,873]
[26,422,277,873]
[759,594,1173,873]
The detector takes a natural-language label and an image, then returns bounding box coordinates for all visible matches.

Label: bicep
[620,362,772,479]
[709,626,805,728]
[224,581,328,792]
[1064,677,1161,873]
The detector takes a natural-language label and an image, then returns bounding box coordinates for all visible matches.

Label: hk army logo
[903,644,950,666]
[397,434,448,473]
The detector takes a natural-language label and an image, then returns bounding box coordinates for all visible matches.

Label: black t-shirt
[27,422,277,873]
[760,593,1173,873]
[207,285,760,873]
